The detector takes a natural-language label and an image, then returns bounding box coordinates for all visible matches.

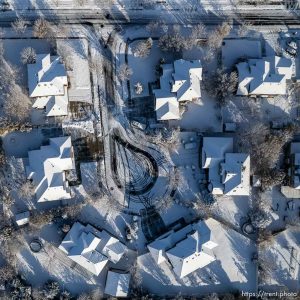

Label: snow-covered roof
[221,153,250,196]
[171,59,202,102]
[202,137,250,196]
[25,136,75,202]
[57,39,92,103]
[104,271,131,298]
[154,59,202,121]
[155,95,180,121]
[236,56,293,96]
[27,54,68,116]
[32,86,68,116]
[15,211,30,226]
[59,222,127,276]
[289,142,300,190]
[147,218,218,278]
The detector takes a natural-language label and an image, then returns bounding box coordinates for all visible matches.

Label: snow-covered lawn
[259,227,300,293]
[2,39,51,87]
[169,132,202,201]
[214,194,253,228]
[17,240,101,295]
[138,219,257,296]
[263,187,300,232]
[2,129,44,158]
[175,93,222,132]
[222,38,262,70]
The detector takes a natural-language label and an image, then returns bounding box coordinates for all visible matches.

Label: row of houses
[154,54,294,121]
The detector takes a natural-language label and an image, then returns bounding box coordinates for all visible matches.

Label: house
[59,222,127,276]
[281,142,300,198]
[236,55,293,97]
[104,271,131,298]
[289,142,300,189]
[25,136,75,202]
[27,54,69,116]
[153,59,202,121]
[147,218,218,278]
[202,137,250,196]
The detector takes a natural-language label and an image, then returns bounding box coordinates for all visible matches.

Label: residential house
[281,142,300,198]
[202,137,250,196]
[59,222,127,276]
[25,136,75,202]
[147,218,218,278]
[104,271,131,298]
[27,53,69,116]
[154,59,202,121]
[236,55,293,97]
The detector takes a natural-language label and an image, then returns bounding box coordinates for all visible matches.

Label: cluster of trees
[203,68,238,106]
[238,123,295,190]
[157,22,231,56]
[0,49,31,123]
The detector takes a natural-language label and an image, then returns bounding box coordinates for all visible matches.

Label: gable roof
[104,271,131,297]
[154,59,202,121]
[202,137,250,196]
[147,219,218,278]
[154,95,180,120]
[28,54,68,97]
[25,136,75,202]
[221,153,250,196]
[59,222,127,276]
[236,55,293,96]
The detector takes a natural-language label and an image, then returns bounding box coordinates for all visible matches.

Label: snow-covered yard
[2,39,52,87]
[17,239,102,295]
[127,40,174,98]
[259,227,300,293]
[138,219,257,296]
[222,38,262,70]
[169,132,202,201]
[2,129,45,158]
[174,92,222,132]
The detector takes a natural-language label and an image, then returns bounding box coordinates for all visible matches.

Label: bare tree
[203,68,238,106]
[74,0,87,5]
[146,21,165,35]
[20,47,36,65]
[257,229,274,247]
[203,293,219,300]
[248,207,271,229]
[0,264,15,283]
[11,18,27,34]
[237,21,253,37]
[3,85,31,122]
[134,82,143,95]
[33,18,55,39]
[57,42,73,71]
[118,64,133,82]
[206,22,231,50]
[154,196,174,213]
[30,210,54,228]
[158,33,188,52]
[42,281,61,300]
[190,23,207,42]
[18,181,35,199]
[133,38,153,58]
